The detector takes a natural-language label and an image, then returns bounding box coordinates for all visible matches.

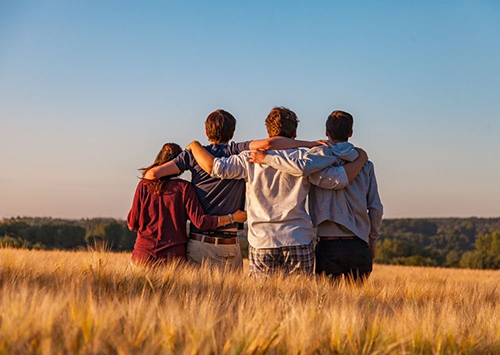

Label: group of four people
[127,107,383,281]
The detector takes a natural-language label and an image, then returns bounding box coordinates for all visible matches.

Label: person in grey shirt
[185,107,368,276]
[251,110,383,281]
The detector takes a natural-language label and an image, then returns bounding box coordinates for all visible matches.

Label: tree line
[1,217,500,269]
[377,218,500,269]
[0,217,136,252]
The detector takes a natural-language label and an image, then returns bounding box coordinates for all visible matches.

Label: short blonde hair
[265,107,299,138]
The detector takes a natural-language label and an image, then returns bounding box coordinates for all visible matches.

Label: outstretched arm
[249,146,337,177]
[251,147,369,189]
[249,137,325,151]
[183,182,248,230]
[186,141,216,174]
[344,148,368,182]
[143,161,181,180]
[298,149,368,189]
[187,141,248,180]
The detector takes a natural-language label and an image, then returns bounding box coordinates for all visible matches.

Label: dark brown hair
[140,143,182,195]
[326,110,353,141]
[265,106,299,138]
[205,109,236,143]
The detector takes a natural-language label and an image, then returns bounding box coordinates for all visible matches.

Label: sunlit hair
[205,109,236,143]
[140,143,182,195]
[265,107,299,138]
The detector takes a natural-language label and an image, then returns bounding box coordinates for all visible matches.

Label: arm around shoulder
[249,137,324,150]
[211,153,249,180]
[144,161,181,180]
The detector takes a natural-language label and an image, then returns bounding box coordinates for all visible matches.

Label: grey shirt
[262,142,383,246]
[211,148,348,249]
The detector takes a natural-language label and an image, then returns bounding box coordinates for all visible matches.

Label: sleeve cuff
[211,158,223,178]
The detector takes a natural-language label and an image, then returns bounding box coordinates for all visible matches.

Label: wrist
[228,213,234,224]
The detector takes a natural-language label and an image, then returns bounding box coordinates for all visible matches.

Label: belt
[318,236,358,241]
[190,233,239,245]
[192,230,238,238]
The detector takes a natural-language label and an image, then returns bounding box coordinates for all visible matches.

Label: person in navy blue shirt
[145,109,322,269]
[128,143,247,266]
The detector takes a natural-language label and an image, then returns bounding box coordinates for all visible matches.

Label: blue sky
[1,0,499,219]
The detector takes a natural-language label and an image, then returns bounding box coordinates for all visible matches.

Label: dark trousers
[315,238,373,282]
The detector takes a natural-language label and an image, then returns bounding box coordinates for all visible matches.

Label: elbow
[144,170,158,180]
[260,142,272,150]
[196,218,217,231]
[127,222,137,231]
[201,165,213,175]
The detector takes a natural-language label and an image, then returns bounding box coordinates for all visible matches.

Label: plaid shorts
[248,242,315,277]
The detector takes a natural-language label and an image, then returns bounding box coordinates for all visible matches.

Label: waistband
[190,233,239,245]
[192,230,238,238]
[318,236,358,241]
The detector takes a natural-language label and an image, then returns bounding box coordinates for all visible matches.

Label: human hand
[249,149,268,164]
[232,210,247,223]
[186,141,201,151]
[369,245,376,259]
[314,139,329,147]
[355,147,369,163]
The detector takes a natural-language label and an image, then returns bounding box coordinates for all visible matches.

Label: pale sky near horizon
[1,0,499,220]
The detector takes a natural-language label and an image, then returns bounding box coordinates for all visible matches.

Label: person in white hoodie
[250,110,383,281]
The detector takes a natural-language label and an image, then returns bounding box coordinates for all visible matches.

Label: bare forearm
[144,161,181,180]
[250,137,322,150]
[343,149,368,182]
[216,210,247,227]
[343,161,365,182]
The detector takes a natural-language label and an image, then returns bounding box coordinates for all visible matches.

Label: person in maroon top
[127,143,247,265]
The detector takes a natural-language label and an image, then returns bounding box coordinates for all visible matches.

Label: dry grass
[0,248,499,354]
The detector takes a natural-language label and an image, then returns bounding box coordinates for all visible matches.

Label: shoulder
[136,179,148,190]
[218,150,251,160]
[309,145,332,155]
[172,150,193,168]
[363,160,375,174]
[228,141,251,154]
[170,178,190,188]
[267,147,306,158]
[169,178,194,196]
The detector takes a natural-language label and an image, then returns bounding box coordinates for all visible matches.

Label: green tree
[459,231,500,269]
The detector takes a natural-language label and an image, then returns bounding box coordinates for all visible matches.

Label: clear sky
[1,0,499,219]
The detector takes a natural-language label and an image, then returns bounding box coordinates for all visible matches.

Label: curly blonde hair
[265,107,299,138]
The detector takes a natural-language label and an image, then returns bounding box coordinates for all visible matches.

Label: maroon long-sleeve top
[127,178,218,259]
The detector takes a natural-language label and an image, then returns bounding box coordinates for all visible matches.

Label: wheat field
[0,248,499,354]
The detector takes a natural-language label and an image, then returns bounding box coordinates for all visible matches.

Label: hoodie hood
[327,142,358,162]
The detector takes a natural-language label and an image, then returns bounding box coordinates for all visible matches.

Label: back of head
[265,106,299,138]
[326,110,353,141]
[141,143,183,194]
[205,109,236,144]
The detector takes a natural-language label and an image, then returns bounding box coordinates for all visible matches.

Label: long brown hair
[140,143,182,195]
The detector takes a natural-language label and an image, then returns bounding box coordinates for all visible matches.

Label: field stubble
[0,248,499,354]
